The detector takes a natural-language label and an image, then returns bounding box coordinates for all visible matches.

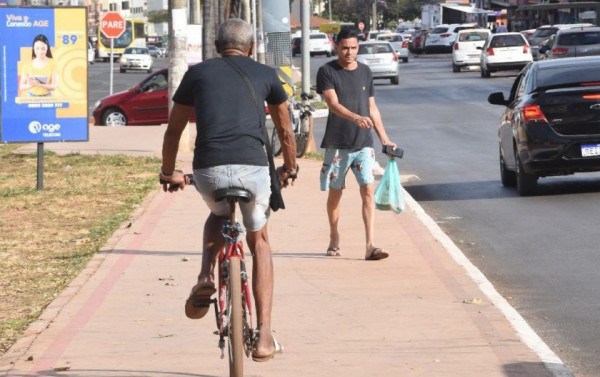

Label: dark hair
[31,34,53,59]
[336,27,359,43]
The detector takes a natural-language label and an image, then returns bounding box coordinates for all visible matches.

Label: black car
[291,37,301,57]
[488,56,600,195]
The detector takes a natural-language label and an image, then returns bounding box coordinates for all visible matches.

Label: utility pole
[257,0,265,64]
[328,0,332,21]
[372,0,377,30]
[168,0,190,150]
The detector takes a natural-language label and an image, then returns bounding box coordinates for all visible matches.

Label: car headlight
[119,57,127,64]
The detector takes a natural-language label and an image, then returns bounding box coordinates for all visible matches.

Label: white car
[424,23,477,53]
[479,32,532,78]
[87,42,95,64]
[308,33,332,57]
[356,41,400,85]
[119,47,153,73]
[452,28,490,72]
[377,33,409,63]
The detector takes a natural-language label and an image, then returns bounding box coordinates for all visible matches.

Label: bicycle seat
[213,187,252,203]
[300,92,314,101]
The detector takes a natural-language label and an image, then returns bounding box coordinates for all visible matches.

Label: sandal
[326,247,341,257]
[252,335,283,362]
[184,282,216,319]
[365,247,389,261]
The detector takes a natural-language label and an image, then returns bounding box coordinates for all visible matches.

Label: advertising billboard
[0,7,88,143]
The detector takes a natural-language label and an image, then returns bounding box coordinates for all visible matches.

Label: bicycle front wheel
[295,114,313,158]
[228,256,244,377]
[270,125,282,157]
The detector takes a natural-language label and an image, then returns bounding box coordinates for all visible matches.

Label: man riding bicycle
[159,18,298,362]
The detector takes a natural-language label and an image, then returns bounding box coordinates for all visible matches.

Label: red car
[93,68,174,126]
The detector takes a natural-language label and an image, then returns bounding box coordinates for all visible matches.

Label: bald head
[217,18,254,53]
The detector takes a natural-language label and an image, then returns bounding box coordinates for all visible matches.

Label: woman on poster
[19,34,59,97]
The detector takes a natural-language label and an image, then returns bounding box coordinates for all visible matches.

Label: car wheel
[500,146,516,187]
[452,63,460,73]
[120,68,126,73]
[402,57,408,63]
[147,68,152,73]
[391,76,399,85]
[515,153,537,196]
[326,52,331,57]
[102,108,127,127]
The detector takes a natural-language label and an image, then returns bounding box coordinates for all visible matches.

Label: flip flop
[184,283,216,319]
[326,247,341,256]
[365,247,389,261]
[252,335,284,362]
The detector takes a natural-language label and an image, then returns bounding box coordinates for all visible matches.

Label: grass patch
[0,145,160,355]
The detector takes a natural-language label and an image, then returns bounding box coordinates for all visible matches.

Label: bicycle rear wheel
[270,126,282,157]
[295,114,313,158]
[228,256,244,377]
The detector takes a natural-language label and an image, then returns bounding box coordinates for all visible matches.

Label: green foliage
[148,10,168,23]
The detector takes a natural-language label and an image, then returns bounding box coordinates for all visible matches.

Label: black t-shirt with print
[316,60,374,150]
[173,56,288,169]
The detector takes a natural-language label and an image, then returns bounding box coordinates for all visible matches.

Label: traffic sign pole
[110,38,114,94]
[100,12,126,96]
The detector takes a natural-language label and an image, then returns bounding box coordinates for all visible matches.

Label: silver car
[356,41,400,85]
[548,27,600,59]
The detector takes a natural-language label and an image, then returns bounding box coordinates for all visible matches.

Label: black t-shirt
[173,56,288,169]
[316,60,374,150]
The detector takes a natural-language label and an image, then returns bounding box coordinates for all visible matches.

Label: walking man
[159,18,298,361]
[316,27,397,261]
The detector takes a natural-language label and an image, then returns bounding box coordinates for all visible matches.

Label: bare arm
[268,101,298,187]
[321,88,373,129]
[160,103,192,191]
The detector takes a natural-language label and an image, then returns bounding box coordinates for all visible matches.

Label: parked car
[87,42,95,64]
[308,32,332,57]
[452,28,490,72]
[376,33,409,62]
[291,37,301,56]
[148,46,161,58]
[527,23,593,60]
[119,47,153,73]
[487,56,600,195]
[94,68,181,126]
[356,41,399,85]
[548,26,600,59]
[479,32,532,78]
[424,23,476,53]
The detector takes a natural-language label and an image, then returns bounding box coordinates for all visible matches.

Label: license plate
[367,59,382,64]
[581,143,600,157]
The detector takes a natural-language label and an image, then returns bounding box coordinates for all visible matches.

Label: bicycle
[162,174,259,377]
[271,92,315,158]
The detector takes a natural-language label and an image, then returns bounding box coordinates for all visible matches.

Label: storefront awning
[441,3,489,14]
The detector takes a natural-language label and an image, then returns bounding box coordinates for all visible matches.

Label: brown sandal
[365,247,389,261]
[184,283,216,319]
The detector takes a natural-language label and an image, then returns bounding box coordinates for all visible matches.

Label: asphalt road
[90,54,599,377]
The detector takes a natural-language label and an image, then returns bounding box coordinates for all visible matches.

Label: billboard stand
[37,143,44,191]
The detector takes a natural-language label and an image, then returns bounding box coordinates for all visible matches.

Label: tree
[148,10,169,24]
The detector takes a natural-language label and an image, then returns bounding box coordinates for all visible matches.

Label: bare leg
[360,184,375,256]
[246,226,275,357]
[197,213,226,286]
[327,188,343,250]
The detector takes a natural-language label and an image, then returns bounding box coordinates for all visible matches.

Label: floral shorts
[320,147,375,191]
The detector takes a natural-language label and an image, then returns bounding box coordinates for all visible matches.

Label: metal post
[168,0,190,149]
[36,143,43,191]
[301,0,310,96]
[109,37,114,95]
[328,0,332,21]
[256,0,265,64]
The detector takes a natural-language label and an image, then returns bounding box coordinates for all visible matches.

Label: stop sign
[101,12,126,39]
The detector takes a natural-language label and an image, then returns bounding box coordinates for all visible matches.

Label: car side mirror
[488,92,508,106]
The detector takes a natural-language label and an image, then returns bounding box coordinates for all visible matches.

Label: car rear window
[431,27,449,34]
[490,35,526,47]
[358,44,393,54]
[557,32,600,46]
[532,28,557,38]
[537,64,600,89]
[459,32,489,42]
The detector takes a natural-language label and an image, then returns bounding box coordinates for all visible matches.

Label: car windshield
[537,64,600,89]
[557,32,600,45]
[125,48,148,54]
[459,32,489,42]
[431,27,449,34]
[358,43,393,54]
[490,35,525,47]
[378,35,402,42]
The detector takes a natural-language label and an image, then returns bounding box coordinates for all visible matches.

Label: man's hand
[276,164,299,188]
[354,115,374,129]
[159,169,188,192]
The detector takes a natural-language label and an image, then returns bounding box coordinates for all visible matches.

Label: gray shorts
[193,165,271,232]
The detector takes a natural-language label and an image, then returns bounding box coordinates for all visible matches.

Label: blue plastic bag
[374,158,405,213]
